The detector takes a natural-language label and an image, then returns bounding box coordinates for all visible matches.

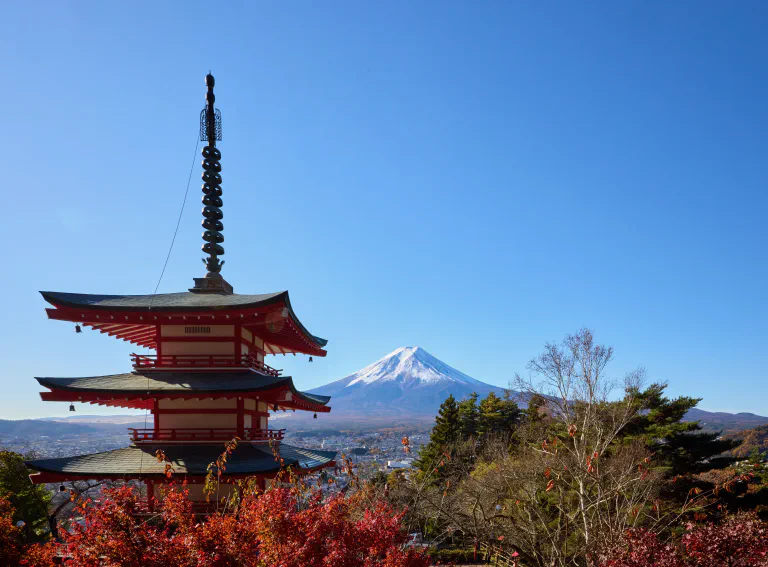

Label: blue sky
[1,2,766,419]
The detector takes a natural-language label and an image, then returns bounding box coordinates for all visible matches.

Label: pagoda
[26,74,336,507]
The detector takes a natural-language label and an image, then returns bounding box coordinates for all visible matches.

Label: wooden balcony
[131,353,281,376]
[128,427,285,444]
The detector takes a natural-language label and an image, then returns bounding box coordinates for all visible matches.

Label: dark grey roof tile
[26,443,337,477]
[40,290,327,347]
[36,372,331,407]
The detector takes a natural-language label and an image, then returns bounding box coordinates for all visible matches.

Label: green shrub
[427,547,481,564]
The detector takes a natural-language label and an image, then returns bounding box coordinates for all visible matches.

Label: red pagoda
[26,74,336,506]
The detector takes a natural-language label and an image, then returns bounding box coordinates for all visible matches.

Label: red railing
[131,353,281,376]
[128,427,285,443]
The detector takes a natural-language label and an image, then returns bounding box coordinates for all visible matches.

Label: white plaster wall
[156,399,237,429]
[158,413,236,429]
[162,342,235,355]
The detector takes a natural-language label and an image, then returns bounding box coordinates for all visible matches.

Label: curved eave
[41,290,328,356]
[26,443,337,484]
[280,293,328,348]
[35,373,331,413]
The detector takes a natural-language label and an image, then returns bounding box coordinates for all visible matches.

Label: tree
[477,392,503,436]
[0,496,23,566]
[23,482,430,567]
[474,391,522,437]
[0,494,57,567]
[247,488,429,567]
[623,383,738,476]
[415,394,460,481]
[524,393,547,425]
[0,452,50,542]
[457,393,479,438]
[730,425,768,460]
[490,329,657,566]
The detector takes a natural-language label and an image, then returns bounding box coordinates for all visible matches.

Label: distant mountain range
[682,408,768,434]
[0,417,145,438]
[292,346,768,432]
[4,347,767,436]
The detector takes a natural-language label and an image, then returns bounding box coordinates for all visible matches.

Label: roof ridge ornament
[192,73,233,294]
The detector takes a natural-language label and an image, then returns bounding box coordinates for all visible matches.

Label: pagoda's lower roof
[26,443,336,482]
[36,371,331,411]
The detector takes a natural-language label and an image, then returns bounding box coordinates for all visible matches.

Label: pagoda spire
[192,72,232,293]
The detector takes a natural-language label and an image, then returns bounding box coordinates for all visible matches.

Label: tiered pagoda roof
[35,371,331,412]
[27,444,336,483]
[41,289,327,356]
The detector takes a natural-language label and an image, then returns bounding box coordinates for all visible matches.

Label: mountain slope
[682,408,768,434]
[306,347,507,421]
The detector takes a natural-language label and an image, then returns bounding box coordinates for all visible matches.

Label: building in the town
[25,74,336,508]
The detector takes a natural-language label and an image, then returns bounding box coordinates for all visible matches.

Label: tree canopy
[0,451,50,542]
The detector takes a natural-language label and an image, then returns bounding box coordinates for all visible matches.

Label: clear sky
[1,2,766,420]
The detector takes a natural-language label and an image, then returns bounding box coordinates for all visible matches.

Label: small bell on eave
[313,413,317,419]
[75,325,82,333]
[273,403,278,412]
[309,356,313,362]
[69,403,75,412]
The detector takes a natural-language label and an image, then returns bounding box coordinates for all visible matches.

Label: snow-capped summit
[345,346,490,388]
[307,347,507,419]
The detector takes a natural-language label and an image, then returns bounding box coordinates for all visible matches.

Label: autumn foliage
[0,484,431,567]
[0,496,23,566]
[598,512,768,567]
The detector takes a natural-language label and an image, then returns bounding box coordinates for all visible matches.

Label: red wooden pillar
[236,397,244,437]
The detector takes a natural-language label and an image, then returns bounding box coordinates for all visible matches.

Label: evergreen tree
[457,392,479,438]
[477,392,504,436]
[500,390,523,431]
[623,383,739,475]
[477,392,521,436]
[525,393,547,425]
[415,395,460,480]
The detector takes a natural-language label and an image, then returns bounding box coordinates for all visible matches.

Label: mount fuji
[298,347,509,426]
